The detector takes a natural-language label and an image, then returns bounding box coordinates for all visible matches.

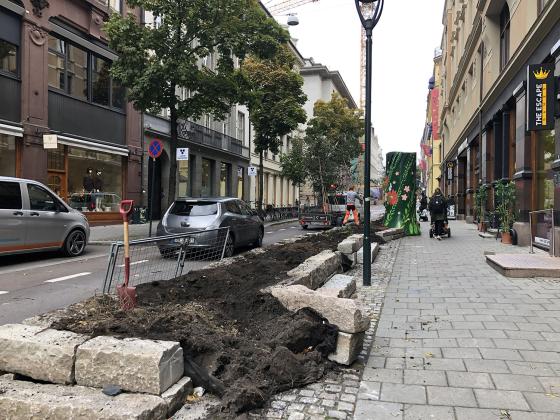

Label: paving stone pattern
[355,221,560,420]
[250,241,399,419]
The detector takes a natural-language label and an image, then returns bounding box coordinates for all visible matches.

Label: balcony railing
[178,119,249,159]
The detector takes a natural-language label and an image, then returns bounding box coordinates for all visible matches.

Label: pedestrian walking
[342,186,362,226]
[429,188,447,240]
[419,191,428,212]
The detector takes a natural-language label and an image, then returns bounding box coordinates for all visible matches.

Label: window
[178,160,189,197]
[0,40,17,75]
[220,162,231,196]
[538,0,550,14]
[225,200,241,214]
[170,201,218,216]
[0,181,21,210]
[48,34,124,110]
[109,0,122,13]
[499,3,510,71]
[237,111,245,141]
[27,184,59,212]
[201,158,212,196]
[0,134,16,177]
[237,166,244,199]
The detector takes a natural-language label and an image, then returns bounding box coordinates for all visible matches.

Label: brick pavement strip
[352,221,560,419]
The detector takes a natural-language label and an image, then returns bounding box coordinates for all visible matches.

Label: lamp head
[355,0,383,30]
[287,13,299,26]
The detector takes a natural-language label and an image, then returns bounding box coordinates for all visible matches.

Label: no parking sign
[148,139,163,159]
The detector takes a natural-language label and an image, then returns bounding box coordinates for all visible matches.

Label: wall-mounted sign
[446,161,454,181]
[148,139,163,159]
[527,63,555,131]
[177,147,189,161]
[43,134,58,149]
[431,88,440,140]
[247,166,257,177]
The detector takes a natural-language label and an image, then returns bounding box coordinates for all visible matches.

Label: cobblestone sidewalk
[251,240,400,420]
[355,221,560,420]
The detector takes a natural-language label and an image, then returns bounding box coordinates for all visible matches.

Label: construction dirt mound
[54,225,378,418]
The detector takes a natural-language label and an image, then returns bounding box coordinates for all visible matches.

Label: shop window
[0,134,16,176]
[201,158,212,197]
[0,39,17,75]
[536,130,555,210]
[0,181,21,209]
[237,166,244,199]
[220,162,231,196]
[66,147,122,212]
[499,3,510,71]
[178,160,189,197]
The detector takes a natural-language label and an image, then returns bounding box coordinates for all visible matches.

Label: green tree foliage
[280,135,306,188]
[105,0,287,205]
[241,45,307,209]
[303,92,363,203]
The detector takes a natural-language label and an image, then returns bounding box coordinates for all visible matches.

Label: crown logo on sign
[533,67,550,80]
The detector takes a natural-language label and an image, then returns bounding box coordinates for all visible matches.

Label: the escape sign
[527,64,555,131]
[148,139,163,159]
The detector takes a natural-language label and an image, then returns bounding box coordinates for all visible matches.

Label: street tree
[241,45,307,210]
[105,0,288,207]
[280,135,306,195]
[303,92,363,205]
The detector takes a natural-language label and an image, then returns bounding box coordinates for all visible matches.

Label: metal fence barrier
[102,227,229,294]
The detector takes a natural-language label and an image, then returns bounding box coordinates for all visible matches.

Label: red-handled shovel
[117,200,136,310]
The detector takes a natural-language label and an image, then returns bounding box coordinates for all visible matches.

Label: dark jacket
[420,195,428,210]
[429,194,447,221]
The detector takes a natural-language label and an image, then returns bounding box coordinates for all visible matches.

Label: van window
[0,181,22,210]
[27,184,58,212]
[170,201,218,216]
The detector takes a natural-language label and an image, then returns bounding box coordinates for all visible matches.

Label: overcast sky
[274,0,445,159]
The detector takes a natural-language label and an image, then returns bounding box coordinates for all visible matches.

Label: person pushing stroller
[429,188,447,240]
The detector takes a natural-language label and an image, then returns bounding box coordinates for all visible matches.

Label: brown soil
[54,225,381,418]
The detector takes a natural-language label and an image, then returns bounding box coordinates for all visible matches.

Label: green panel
[383,152,420,236]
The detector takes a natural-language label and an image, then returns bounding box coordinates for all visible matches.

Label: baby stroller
[429,219,451,238]
[419,208,429,222]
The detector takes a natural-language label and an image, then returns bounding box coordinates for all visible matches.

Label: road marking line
[291,226,297,229]
[44,272,92,283]
[118,259,149,268]
[266,231,274,234]
[279,228,287,231]
[0,291,8,295]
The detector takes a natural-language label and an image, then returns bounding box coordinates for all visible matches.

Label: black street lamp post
[355,0,383,287]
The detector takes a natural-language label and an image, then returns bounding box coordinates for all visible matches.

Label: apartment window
[0,40,17,75]
[499,3,510,71]
[237,111,245,141]
[109,0,122,13]
[201,158,212,197]
[222,115,229,136]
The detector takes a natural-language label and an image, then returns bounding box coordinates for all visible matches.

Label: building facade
[438,0,559,254]
[297,58,359,204]
[0,0,142,225]
[421,51,443,198]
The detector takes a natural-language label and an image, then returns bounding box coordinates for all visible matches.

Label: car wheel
[448,228,451,238]
[224,234,235,258]
[302,225,308,230]
[255,228,264,248]
[429,229,433,238]
[62,229,86,257]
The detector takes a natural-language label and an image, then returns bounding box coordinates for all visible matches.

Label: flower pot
[501,231,512,244]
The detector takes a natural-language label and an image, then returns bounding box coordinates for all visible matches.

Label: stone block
[357,243,380,264]
[0,377,167,420]
[328,332,364,365]
[75,336,183,395]
[377,228,404,240]
[341,252,357,268]
[270,285,370,333]
[318,274,356,298]
[286,250,341,290]
[162,376,193,416]
[337,234,363,254]
[0,324,89,385]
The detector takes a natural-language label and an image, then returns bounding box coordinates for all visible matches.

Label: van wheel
[62,230,86,257]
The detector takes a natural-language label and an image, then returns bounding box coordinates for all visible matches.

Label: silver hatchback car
[157,197,264,257]
[0,176,90,257]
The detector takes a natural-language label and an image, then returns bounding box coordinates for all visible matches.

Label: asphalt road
[0,221,313,325]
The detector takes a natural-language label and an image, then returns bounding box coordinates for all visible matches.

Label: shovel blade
[117,284,137,310]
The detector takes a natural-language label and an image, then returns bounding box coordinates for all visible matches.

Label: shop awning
[0,123,23,137]
[58,135,129,157]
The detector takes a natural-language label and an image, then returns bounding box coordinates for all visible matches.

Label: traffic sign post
[148,139,164,237]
